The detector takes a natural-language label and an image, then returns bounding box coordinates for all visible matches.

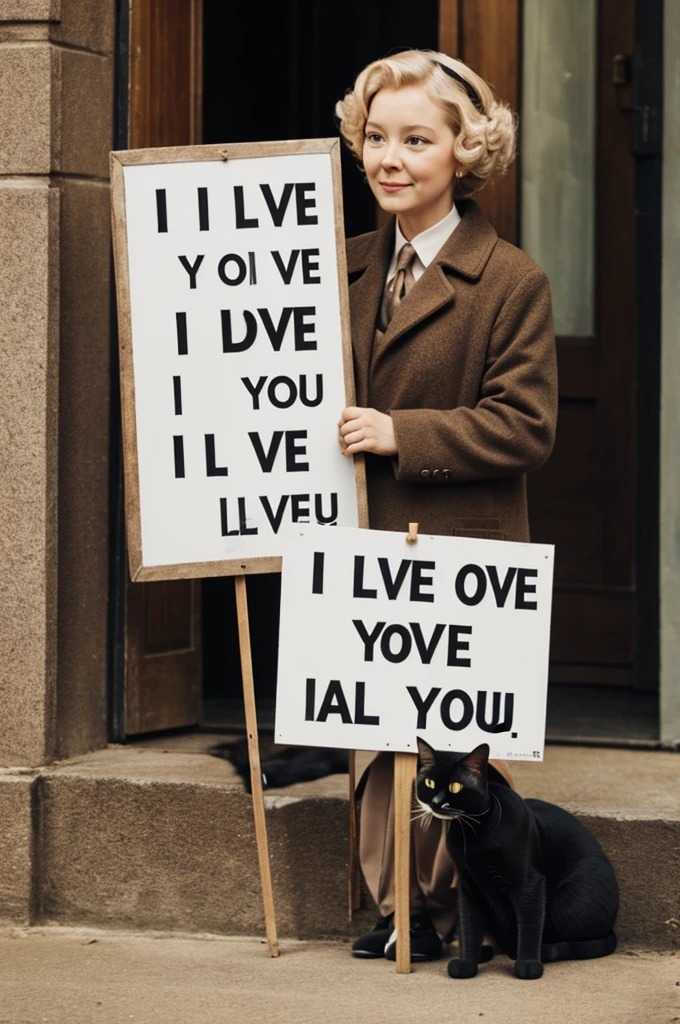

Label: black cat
[209,739,348,793]
[416,738,619,980]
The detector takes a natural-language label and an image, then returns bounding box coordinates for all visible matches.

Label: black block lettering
[314,492,337,525]
[268,376,297,408]
[305,678,316,721]
[258,307,293,351]
[285,430,309,471]
[293,307,317,350]
[271,249,300,285]
[300,374,323,407]
[176,311,188,355]
[291,493,310,521]
[476,691,514,733]
[197,187,209,230]
[406,686,442,730]
[259,494,289,534]
[486,565,517,608]
[301,248,321,284]
[218,253,247,286]
[312,551,325,594]
[238,496,257,535]
[234,185,258,228]
[410,560,436,602]
[221,309,257,352]
[352,619,385,660]
[353,555,377,598]
[441,690,474,730]
[378,557,411,600]
[173,436,185,478]
[295,182,318,224]
[155,188,168,232]
[316,680,352,724]
[205,434,229,476]
[410,622,445,664]
[455,564,487,606]
[220,497,238,536]
[447,625,472,667]
[354,682,380,726]
[516,568,538,610]
[173,375,182,415]
[248,431,284,472]
[380,624,412,663]
[260,182,294,226]
[241,376,267,410]
[178,254,205,289]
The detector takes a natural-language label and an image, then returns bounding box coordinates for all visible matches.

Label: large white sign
[275,528,554,761]
[112,142,359,578]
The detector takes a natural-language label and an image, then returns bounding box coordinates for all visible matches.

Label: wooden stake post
[233,581,276,954]
[235,575,279,958]
[393,522,421,973]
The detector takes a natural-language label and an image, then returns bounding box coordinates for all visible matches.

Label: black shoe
[351,915,394,958]
[384,912,444,962]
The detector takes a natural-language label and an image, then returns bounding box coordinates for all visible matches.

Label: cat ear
[461,743,490,778]
[416,737,437,770]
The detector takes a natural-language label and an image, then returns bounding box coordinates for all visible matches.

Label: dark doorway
[201,0,440,726]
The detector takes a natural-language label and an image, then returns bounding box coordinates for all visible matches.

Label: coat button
[420,469,431,479]
[442,469,452,480]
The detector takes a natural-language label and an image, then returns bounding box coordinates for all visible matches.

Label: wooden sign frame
[110,138,368,584]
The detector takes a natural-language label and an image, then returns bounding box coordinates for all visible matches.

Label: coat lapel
[373,200,499,363]
[347,219,393,406]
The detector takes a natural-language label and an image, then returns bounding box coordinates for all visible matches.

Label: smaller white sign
[275,527,554,761]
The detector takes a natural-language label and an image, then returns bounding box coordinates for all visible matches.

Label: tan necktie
[379,242,416,331]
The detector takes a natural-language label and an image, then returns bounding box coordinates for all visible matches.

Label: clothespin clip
[406,522,419,545]
[218,148,229,161]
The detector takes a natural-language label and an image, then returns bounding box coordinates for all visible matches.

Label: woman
[335,50,558,961]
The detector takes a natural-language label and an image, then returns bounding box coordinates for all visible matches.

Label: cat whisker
[458,814,478,837]
[457,818,468,862]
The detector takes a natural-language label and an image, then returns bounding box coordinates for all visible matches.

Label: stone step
[1,737,678,949]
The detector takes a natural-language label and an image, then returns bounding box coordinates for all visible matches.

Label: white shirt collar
[387,203,462,283]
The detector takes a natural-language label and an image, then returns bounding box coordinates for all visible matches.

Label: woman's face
[362,85,457,238]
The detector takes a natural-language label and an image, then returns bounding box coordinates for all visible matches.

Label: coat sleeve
[389,267,558,483]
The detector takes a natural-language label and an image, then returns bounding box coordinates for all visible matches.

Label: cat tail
[541,933,617,963]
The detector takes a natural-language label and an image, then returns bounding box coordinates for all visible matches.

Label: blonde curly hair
[335,50,516,197]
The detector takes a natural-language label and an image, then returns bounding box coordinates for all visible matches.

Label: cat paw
[447,958,478,979]
[514,959,543,980]
[479,945,495,964]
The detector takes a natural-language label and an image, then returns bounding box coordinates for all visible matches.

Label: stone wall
[0,0,115,766]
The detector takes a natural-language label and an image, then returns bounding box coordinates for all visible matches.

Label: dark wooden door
[124,0,204,734]
[440,0,639,689]
[527,0,637,687]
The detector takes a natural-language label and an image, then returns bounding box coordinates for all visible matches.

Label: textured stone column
[0,1,115,766]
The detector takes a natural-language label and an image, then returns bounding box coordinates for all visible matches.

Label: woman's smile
[363,85,458,239]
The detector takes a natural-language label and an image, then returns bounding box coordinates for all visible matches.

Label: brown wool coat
[347,198,558,542]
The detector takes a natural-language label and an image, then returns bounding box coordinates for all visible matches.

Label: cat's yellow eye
[449,782,463,794]
[424,778,436,789]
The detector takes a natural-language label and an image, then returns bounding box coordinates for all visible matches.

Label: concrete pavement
[0,927,678,1024]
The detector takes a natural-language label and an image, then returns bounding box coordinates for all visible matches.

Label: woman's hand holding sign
[338,406,397,457]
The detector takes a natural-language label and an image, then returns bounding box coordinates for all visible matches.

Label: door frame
[107,0,665,741]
